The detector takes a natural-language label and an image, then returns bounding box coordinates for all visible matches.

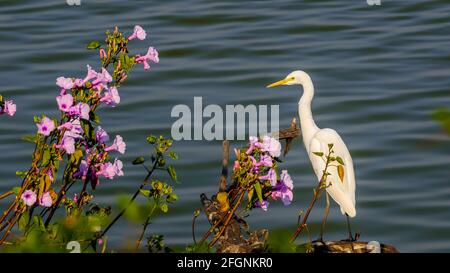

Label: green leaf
[15,171,27,178]
[11,187,21,195]
[18,211,30,231]
[328,143,334,150]
[160,203,169,213]
[312,152,323,157]
[89,111,101,124]
[132,156,145,165]
[33,215,46,232]
[169,151,178,160]
[432,108,450,134]
[167,165,177,182]
[167,193,178,203]
[139,189,150,197]
[22,135,38,143]
[336,156,345,165]
[80,119,95,141]
[41,148,51,166]
[254,182,263,203]
[86,40,101,49]
[147,135,157,144]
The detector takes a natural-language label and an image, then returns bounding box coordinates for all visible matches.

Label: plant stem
[290,149,333,243]
[209,189,245,247]
[135,202,157,250]
[97,155,160,240]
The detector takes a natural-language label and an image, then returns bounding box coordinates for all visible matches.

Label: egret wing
[308,128,356,217]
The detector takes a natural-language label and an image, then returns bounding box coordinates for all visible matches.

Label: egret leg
[345,214,355,242]
[319,192,330,242]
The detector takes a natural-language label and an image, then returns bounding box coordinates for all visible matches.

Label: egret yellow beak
[266,78,291,88]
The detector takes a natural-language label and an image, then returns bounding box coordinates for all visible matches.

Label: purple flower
[69,102,90,120]
[75,160,89,180]
[39,192,53,207]
[1,100,16,116]
[46,169,55,182]
[100,86,120,107]
[21,190,37,207]
[56,77,74,90]
[259,168,277,186]
[114,158,124,176]
[92,68,112,88]
[55,134,75,154]
[37,117,55,136]
[246,136,262,155]
[259,155,273,168]
[56,94,73,112]
[74,78,84,87]
[249,155,260,174]
[128,25,147,41]
[61,119,83,139]
[135,47,159,70]
[271,170,294,206]
[97,158,123,179]
[105,135,126,154]
[96,126,109,143]
[255,200,269,211]
[261,135,281,158]
[82,65,98,85]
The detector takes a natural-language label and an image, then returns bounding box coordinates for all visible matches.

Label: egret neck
[298,75,319,154]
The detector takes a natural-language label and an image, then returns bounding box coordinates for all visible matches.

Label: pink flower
[135,47,159,70]
[39,192,53,207]
[261,135,281,158]
[259,168,277,186]
[259,155,273,168]
[105,135,126,154]
[114,158,124,176]
[271,170,294,206]
[100,86,120,107]
[56,77,74,90]
[69,103,90,120]
[233,160,240,171]
[21,190,37,207]
[246,136,262,155]
[58,121,74,131]
[99,48,107,59]
[128,25,147,41]
[1,100,16,116]
[55,134,75,154]
[60,119,83,139]
[96,126,109,143]
[82,65,98,84]
[37,117,55,136]
[74,78,84,87]
[255,200,269,211]
[56,94,73,112]
[97,158,123,179]
[73,194,78,203]
[92,68,112,87]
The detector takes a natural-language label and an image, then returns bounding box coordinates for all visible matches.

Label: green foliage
[86,40,101,49]
[186,241,215,253]
[432,107,450,134]
[266,229,298,253]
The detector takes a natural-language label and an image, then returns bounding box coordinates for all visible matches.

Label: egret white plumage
[267,70,356,240]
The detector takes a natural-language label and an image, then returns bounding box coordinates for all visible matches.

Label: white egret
[267,70,356,240]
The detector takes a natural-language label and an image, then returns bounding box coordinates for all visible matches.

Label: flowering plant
[0,96,16,117]
[0,25,174,252]
[233,135,294,212]
[198,135,294,250]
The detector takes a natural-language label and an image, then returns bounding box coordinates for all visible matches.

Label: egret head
[266,70,311,88]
